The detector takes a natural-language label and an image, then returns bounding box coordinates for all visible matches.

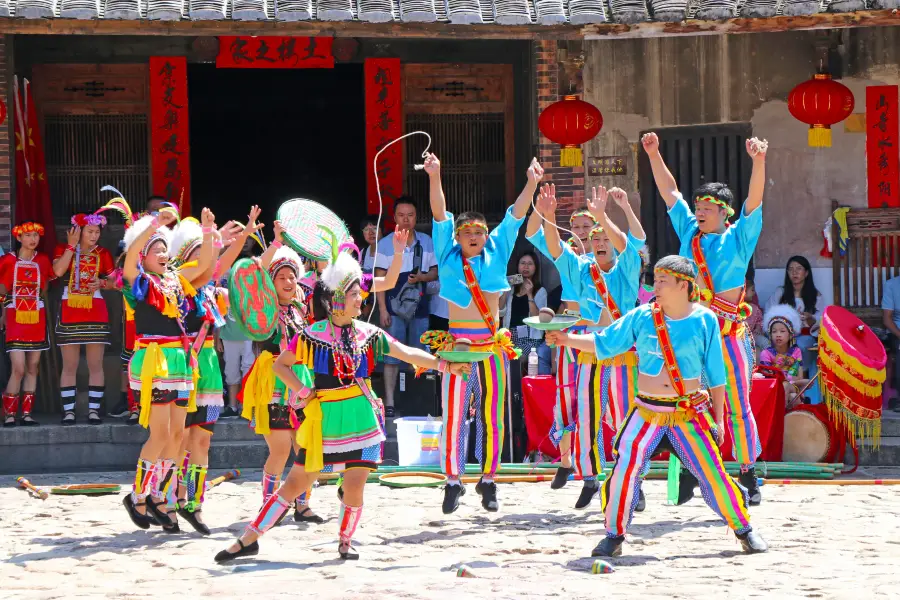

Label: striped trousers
[601,409,750,536]
[722,328,761,467]
[602,407,751,537]
[440,352,509,479]
[549,345,578,446]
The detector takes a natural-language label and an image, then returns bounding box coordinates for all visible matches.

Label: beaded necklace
[327,319,363,383]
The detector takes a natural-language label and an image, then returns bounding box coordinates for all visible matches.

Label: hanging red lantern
[538,95,602,167]
[788,73,855,148]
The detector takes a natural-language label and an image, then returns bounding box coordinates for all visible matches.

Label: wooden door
[402,63,514,223]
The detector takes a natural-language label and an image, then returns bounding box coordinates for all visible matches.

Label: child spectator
[758,304,808,408]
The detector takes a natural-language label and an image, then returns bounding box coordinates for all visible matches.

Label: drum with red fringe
[817,306,886,448]
[783,404,844,463]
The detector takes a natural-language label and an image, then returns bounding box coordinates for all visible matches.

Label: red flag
[13,75,35,226]
[24,79,57,253]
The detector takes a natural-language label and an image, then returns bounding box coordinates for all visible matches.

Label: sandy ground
[2,468,900,600]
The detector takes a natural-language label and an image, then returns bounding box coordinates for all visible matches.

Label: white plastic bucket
[395,417,443,467]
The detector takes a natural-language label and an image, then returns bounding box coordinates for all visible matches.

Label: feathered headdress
[319,224,363,305]
[763,304,802,340]
[268,245,303,280]
[169,217,203,266]
[124,215,173,255]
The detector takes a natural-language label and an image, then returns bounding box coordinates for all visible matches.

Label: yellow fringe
[241,351,275,435]
[818,327,886,385]
[14,310,38,325]
[818,348,884,397]
[66,294,93,310]
[138,343,167,429]
[823,387,882,449]
[560,147,583,168]
[808,126,832,148]
[297,396,323,472]
[636,405,697,427]
[577,350,638,367]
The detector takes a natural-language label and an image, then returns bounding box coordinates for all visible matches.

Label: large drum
[782,404,842,463]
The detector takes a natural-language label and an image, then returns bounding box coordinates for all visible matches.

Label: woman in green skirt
[216,249,470,562]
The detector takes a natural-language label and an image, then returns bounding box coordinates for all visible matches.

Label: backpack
[390,239,424,320]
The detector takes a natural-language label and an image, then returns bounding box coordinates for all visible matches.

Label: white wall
[754,267,834,311]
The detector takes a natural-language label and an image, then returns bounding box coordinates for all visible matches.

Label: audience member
[500,251,551,375]
[765,255,822,375]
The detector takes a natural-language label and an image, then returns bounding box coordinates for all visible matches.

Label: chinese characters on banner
[866,85,899,208]
[149,56,191,215]
[216,37,335,69]
[588,156,627,176]
[364,58,402,222]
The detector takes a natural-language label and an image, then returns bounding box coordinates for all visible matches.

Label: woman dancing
[120,207,216,531]
[216,245,469,562]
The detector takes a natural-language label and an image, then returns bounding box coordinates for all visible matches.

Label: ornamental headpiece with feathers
[124,215,173,256]
[98,185,179,256]
[169,218,203,267]
[763,304,802,341]
[268,245,303,281]
[319,225,363,297]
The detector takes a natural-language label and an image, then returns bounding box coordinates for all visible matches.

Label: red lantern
[538,95,602,167]
[788,73,855,148]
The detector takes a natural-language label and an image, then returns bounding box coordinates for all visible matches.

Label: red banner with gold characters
[866,85,899,208]
[216,37,334,69]
[149,56,191,215]
[364,58,403,220]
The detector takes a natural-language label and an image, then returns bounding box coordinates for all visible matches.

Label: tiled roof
[0,0,890,26]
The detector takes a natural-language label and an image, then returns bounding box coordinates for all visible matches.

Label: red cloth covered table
[522,373,785,463]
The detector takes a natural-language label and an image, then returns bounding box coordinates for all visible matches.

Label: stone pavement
[2,468,900,599]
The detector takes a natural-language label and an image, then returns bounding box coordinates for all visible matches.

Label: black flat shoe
[20,415,39,426]
[677,469,698,506]
[214,539,259,563]
[127,412,139,426]
[122,495,152,530]
[736,528,768,553]
[550,466,575,490]
[442,484,466,514]
[475,479,499,512]
[88,409,103,425]
[635,488,646,513]
[178,507,211,535]
[592,535,624,557]
[3,416,15,428]
[145,497,174,527]
[574,481,599,509]
[294,507,325,524]
[61,411,76,426]
[338,544,359,560]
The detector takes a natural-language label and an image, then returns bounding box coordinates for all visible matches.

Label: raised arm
[744,137,768,215]
[180,208,217,287]
[641,132,680,208]
[616,189,646,242]
[586,185,626,253]
[537,184,563,260]
[216,206,264,281]
[372,227,407,293]
[423,153,447,223]
[387,337,470,378]
[259,220,285,270]
[123,212,178,284]
[52,226,81,278]
[512,158,544,220]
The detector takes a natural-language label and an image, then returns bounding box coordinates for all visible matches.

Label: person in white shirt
[374,198,438,417]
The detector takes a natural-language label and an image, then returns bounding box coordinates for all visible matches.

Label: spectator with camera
[500,250,551,374]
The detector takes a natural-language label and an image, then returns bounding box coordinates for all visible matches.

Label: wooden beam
[580,9,900,39]
[0,16,582,39]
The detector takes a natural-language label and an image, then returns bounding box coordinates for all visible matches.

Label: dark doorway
[638,123,753,265]
[188,64,367,231]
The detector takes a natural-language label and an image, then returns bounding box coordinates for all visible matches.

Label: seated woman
[500,250,550,374]
[757,304,809,409]
[764,255,823,376]
[215,249,469,563]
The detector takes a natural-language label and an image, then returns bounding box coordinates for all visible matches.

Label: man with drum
[422,153,543,514]
[642,132,768,506]
[545,255,768,558]
[526,184,646,510]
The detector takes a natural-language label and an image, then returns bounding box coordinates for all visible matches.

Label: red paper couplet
[364,58,403,222]
[216,37,335,69]
[149,56,192,215]
[866,85,899,209]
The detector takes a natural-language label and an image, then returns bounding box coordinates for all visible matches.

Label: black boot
[550,466,575,490]
[574,480,599,509]
[635,487,646,513]
[736,528,768,553]
[442,483,466,514]
[677,469,698,505]
[592,535,624,557]
[475,479,499,512]
[739,467,762,506]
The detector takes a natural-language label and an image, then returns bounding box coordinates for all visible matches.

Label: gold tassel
[66,294,93,309]
[808,126,832,148]
[579,351,638,367]
[636,405,696,427]
[823,388,882,449]
[560,147,583,167]
[15,310,38,325]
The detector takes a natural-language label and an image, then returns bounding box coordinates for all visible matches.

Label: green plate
[523,315,580,331]
[437,350,494,363]
[379,472,447,488]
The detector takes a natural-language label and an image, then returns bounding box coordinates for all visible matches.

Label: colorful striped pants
[440,352,509,479]
[549,345,578,446]
[602,407,751,537]
[722,328,761,467]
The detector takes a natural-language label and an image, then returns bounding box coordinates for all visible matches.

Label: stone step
[847,437,900,466]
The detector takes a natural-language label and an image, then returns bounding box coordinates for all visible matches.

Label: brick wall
[534,39,584,225]
[0,36,11,252]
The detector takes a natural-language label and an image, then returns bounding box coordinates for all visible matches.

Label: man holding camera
[375,197,438,418]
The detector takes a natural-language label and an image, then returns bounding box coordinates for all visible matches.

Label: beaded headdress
[588,225,606,241]
[763,304,802,342]
[124,215,173,256]
[169,218,203,267]
[12,222,44,238]
[268,245,303,281]
[319,225,362,316]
